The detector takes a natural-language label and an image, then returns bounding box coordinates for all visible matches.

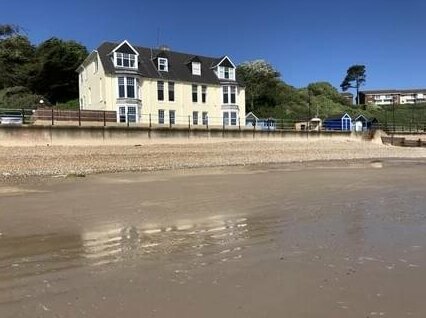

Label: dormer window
[158,58,168,72]
[192,62,201,76]
[218,66,235,80]
[115,52,136,68]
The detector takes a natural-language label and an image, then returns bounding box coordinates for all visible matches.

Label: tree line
[1,22,369,120]
[0,24,88,108]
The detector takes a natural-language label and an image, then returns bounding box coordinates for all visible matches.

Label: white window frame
[158,58,168,72]
[193,111,199,125]
[192,62,201,75]
[168,82,175,102]
[117,105,139,123]
[223,111,238,126]
[169,110,176,125]
[158,109,165,124]
[202,85,207,103]
[115,52,137,69]
[222,85,237,104]
[218,66,236,80]
[192,84,198,103]
[157,81,165,101]
[117,76,138,99]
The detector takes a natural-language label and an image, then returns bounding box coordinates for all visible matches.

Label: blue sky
[2,0,426,90]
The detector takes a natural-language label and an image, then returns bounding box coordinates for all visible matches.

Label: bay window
[118,77,138,99]
[222,85,237,104]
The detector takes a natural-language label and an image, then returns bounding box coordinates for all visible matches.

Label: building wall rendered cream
[79,56,246,125]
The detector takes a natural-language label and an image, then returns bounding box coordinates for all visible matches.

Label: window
[127,78,135,98]
[192,62,201,75]
[230,112,237,125]
[118,77,137,98]
[202,112,208,125]
[169,110,175,125]
[202,86,207,103]
[127,106,137,123]
[158,109,165,124]
[118,106,126,123]
[192,85,198,103]
[223,86,229,104]
[223,111,237,126]
[222,85,237,104]
[218,66,235,80]
[118,77,125,98]
[158,58,168,72]
[193,111,199,125]
[223,112,229,126]
[118,106,137,123]
[115,52,136,68]
[157,81,164,101]
[230,86,236,104]
[168,82,175,102]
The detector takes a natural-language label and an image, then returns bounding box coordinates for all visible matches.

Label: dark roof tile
[97,42,243,86]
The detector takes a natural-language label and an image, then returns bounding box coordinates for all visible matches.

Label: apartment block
[360,89,426,105]
[77,40,245,127]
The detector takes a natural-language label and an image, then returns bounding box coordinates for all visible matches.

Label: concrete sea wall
[0,125,362,146]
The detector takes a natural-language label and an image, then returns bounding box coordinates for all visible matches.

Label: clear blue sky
[2,0,426,90]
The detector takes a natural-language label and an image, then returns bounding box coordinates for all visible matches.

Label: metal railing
[1,108,426,134]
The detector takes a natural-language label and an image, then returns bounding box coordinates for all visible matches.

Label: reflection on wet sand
[0,161,425,317]
[0,214,277,303]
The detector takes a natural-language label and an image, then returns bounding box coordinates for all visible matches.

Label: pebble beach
[1,139,426,180]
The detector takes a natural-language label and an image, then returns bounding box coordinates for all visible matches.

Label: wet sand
[0,159,425,317]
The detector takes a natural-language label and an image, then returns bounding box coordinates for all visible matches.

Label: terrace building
[359,89,426,106]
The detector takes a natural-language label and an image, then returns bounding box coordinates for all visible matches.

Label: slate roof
[96,42,243,86]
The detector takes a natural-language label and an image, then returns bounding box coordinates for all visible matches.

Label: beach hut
[354,115,379,131]
[323,113,352,131]
[245,112,277,131]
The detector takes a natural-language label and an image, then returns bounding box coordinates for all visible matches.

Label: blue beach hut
[323,113,352,131]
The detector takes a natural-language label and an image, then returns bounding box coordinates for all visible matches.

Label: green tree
[0,35,35,89]
[30,37,88,103]
[0,24,20,39]
[237,60,281,112]
[340,65,366,105]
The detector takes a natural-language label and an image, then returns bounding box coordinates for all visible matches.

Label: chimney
[159,45,170,51]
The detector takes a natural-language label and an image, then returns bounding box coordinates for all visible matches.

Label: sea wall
[0,125,361,146]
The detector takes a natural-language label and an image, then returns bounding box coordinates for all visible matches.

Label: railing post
[149,113,152,128]
[206,116,209,130]
[127,113,130,127]
[51,108,54,126]
[21,108,25,124]
[103,111,106,127]
[188,115,191,130]
[78,108,81,127]
[238,117,241,131]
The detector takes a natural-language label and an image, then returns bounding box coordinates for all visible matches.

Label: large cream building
[77,40,245,127]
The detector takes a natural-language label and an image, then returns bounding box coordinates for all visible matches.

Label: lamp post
[392,96,396,145]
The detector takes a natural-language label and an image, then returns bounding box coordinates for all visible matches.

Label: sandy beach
[0,158,425,317]
[1,139,426,317]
